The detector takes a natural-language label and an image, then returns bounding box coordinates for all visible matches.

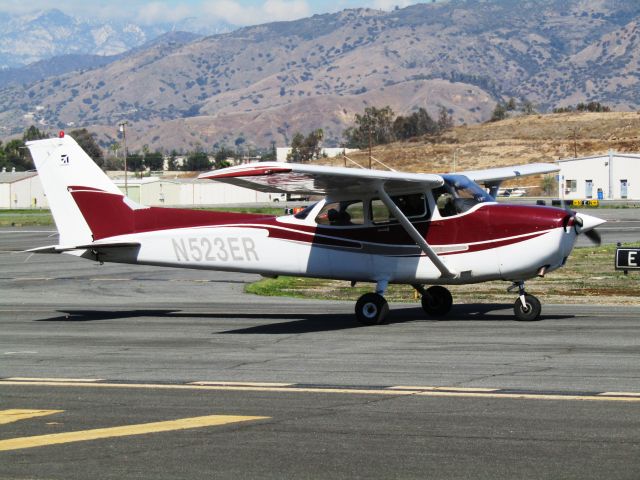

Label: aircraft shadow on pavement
[38,310,179,322]
[38,304,573,332]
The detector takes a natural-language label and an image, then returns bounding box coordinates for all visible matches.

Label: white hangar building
[556,151,639,200]
[111,177,274,206]
[0,171,48,209]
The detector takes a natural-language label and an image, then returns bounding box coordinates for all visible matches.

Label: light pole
[118,121,128,196]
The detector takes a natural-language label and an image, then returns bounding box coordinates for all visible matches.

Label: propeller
[583,228,602,246]
[565,205,605,245]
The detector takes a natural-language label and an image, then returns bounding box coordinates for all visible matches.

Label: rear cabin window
[370,193,427,224]
[315,200,365,226]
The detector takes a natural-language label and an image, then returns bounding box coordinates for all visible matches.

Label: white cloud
[135,2,195,24]
[263,0,311,21]
[202,0,311,26]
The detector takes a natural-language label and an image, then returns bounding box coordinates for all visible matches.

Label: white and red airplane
[27,134,604,324]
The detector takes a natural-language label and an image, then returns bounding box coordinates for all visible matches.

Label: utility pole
[118,121,128,196]
[571,127,578,158]
[368,125,372,169]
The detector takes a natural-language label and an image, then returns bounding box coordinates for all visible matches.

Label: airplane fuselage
[77,200,577,286]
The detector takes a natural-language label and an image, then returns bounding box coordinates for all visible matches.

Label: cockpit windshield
[434,175,493,217]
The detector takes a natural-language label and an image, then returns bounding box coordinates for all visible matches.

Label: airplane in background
[27,133,604,325]
[496,186,537,197]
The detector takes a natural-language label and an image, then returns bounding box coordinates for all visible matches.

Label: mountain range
[1,0,640,152]
[0,9,233,69]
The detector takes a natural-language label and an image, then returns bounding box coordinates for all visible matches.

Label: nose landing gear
[509,281,541,321]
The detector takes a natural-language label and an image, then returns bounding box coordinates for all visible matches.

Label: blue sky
[0,1,437,26]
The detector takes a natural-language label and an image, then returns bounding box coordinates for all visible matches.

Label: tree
[436,106,454,132]
[506,97,517,111]
[490,103,507,122]
[541,175,556,196]
[260,141,277,162]
[521,100,536,115]
[214,147,234,169]
[287,129,323,163]
[103,156,124,170]
[144,151,164,171]
[69,128,104,166]
[126,153,144,172]
[288,133,306,163]
[393,108,439,140]
[167,150,179,170]
[2,139,30,171]
[343,106,395,148]
[23,125,46,142]
[183,151,211,171]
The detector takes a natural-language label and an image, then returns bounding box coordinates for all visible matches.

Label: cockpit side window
[433,186,457,217]
[315,200,364,226]
[370,193,428,224]
[434,175,492,217]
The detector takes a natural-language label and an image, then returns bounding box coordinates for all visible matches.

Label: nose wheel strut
[509,281,541,321]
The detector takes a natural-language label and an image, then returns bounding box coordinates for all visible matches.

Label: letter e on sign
[615,247,640,270]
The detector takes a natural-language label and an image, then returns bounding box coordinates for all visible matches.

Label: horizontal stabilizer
[26,242,141,254]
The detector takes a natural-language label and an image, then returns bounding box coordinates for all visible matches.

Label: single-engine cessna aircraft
[27,134,605,324]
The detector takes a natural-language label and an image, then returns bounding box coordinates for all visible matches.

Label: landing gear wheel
[421,286,453,317]
[514,294,541,321]
[355,293,389,325]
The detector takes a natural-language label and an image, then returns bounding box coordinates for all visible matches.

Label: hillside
[322,111,640,190]
[1,1,640,150]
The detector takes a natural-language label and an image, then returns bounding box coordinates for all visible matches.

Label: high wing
[457,163,560,198]
[198,162,444,196]
[461,163,560,183]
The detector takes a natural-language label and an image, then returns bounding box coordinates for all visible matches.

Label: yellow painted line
[0,409,63,425]
[389,386,499,392]
[189,381,294,387]
[0,380,419,396]
[0,414,268,452]
[415,391,640,403]
[6,377,103,383]
[599,392,640,397]
[1,380,640,403]
[13,277,51,281]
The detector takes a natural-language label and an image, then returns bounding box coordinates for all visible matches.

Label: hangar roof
[0,171,38,184]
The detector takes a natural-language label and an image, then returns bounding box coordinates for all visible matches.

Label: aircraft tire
[513,294,541,321]
[355,293,389,325]
[421,286,453,317]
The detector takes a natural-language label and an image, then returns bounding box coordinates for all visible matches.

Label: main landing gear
[355,280,389,325]
[413,284,453,317]
[354,282,455,325]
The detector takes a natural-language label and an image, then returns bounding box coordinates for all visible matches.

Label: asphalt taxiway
[1,228,640,479]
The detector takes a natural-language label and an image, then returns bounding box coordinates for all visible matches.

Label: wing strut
[376,184,457,279]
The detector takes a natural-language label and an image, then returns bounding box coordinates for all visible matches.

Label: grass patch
[0,210,53,226]
[246,244,640,305]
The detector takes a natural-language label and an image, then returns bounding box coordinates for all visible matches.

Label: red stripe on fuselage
[69,188,568,253]
[69,189,274,240]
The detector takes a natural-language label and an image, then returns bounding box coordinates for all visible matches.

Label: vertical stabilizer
[27,135,123,246]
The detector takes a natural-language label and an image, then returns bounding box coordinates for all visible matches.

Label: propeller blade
[584,228,601,246]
